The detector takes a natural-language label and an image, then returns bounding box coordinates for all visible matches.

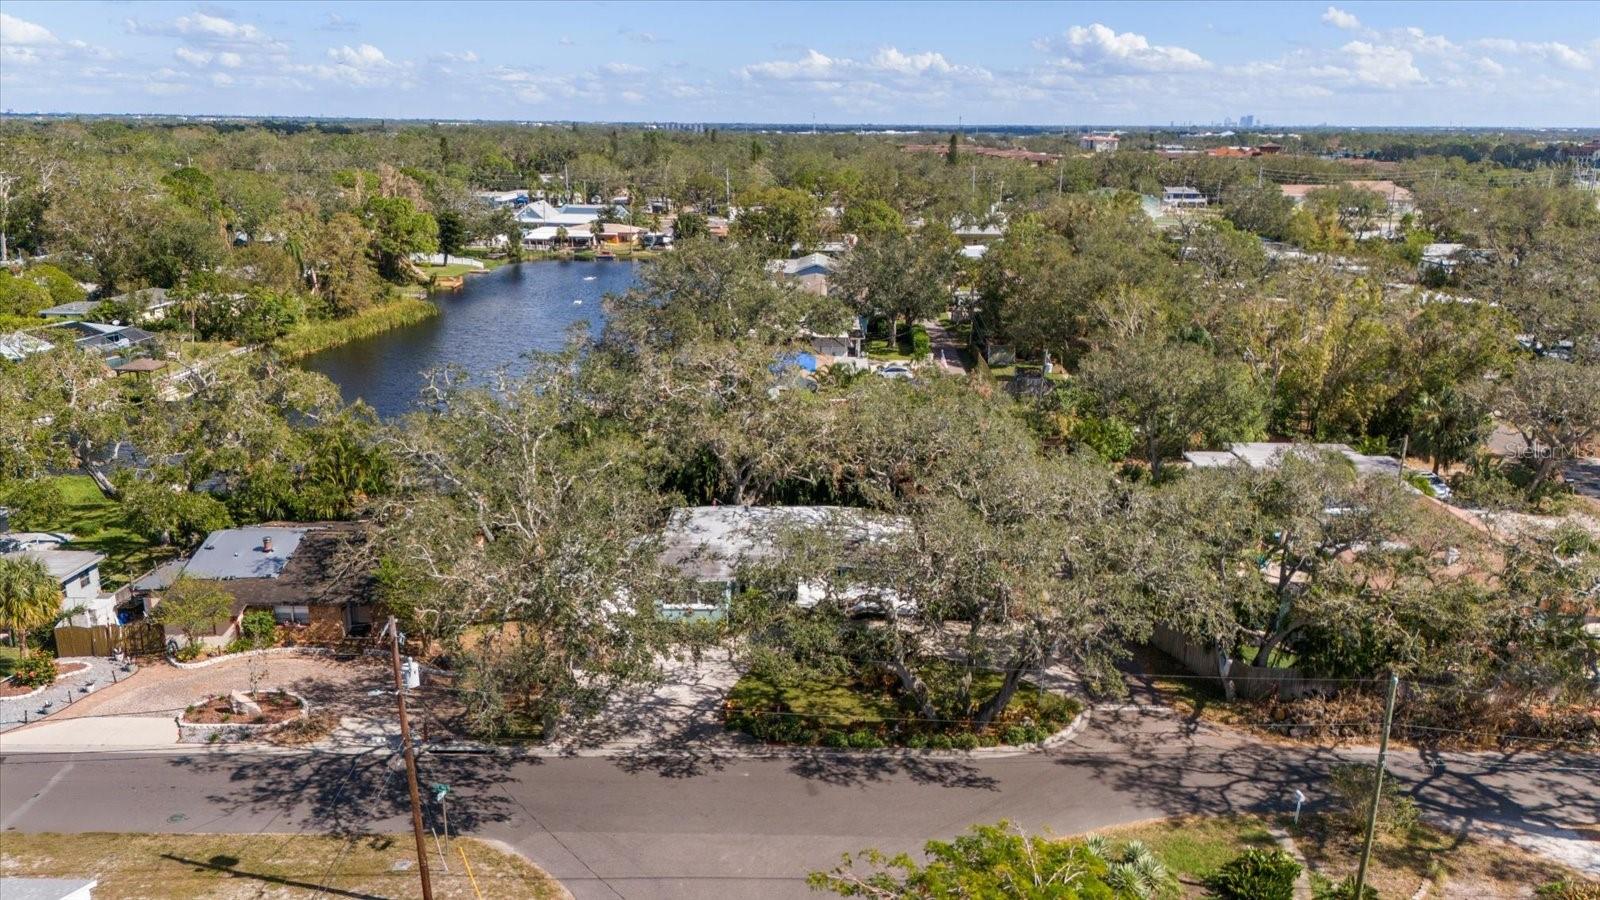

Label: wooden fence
[1150,624,1360,700]
[53,621,165,658]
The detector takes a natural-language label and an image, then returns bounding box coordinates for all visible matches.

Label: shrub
[223,638,254,655]
[11,654,59,688]
[848,730,885,749]
[910,325,932,359]
[1328,763,1418,835]
[929,733,954,750]
[1311,874,1378,900]
[950,732,980,751]
[1208,848,1302,900]
[822,730,850,748]
[241,610,277,648]
[174,642,204,662]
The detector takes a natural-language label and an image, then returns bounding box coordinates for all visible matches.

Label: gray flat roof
[37,300,95,317]
[183,527,308,580]
[659,506,901,582]
[1,549,103,582]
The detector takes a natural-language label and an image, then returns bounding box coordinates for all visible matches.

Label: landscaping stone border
[0,660,95,703]
[176,690,308,744]
[166,646,337,670]
[0,657,135,729]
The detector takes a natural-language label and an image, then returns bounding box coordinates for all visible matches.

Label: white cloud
[1037,24,1208,72]
[174,12,273,46]
[869,47,954,75]
[1,45,41,65]
[328,44,390,68]
[211,72,235,87]
[558,36,575,46]
[218,52,243,68]
[1476,57,1506,76]
[1477,38,1592,70]
[175,47,212,67]
[600,62,645,75]
[742,46,986,84]
[1,12,57,45]
[1340,41,1425,85]
[1321,7,1361,30]
[434,51,479,64]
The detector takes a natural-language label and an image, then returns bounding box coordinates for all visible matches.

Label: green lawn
[726,659,1081,747]
[420,262,484,279]
[0,644,19,677]
[1092,815,1279,882]
[50,475,175,588]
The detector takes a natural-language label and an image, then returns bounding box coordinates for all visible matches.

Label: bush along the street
[1207,848,1302,900]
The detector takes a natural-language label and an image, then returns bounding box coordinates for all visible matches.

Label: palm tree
[0,556,62,658]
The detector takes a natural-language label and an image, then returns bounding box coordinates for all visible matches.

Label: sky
[1,1,1597,126]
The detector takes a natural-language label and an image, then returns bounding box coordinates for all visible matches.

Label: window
[273,604,311,625]
[79,573,91,589]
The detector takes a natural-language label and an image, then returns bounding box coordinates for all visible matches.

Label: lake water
[301,260,640,417]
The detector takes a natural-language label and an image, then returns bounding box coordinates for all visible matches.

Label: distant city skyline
[2,1,1596,127]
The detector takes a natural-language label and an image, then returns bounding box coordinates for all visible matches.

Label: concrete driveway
[1,653,392,751]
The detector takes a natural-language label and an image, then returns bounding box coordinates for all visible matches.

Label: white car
[1407,468,1452,500]
[876,363,914,380]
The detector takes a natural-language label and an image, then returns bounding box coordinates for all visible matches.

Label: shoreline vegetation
[274,296,438,359]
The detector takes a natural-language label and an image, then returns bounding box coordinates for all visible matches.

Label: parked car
[1406,467,1452,500]
[876,363,913,380]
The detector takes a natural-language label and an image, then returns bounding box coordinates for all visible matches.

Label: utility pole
[385,617,433,900]
[1355,672,1399,897]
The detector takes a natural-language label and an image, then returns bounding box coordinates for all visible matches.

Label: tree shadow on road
[784,751,1000,790]
[168,748,529,836]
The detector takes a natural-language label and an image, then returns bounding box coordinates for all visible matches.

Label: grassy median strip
[0,832,565,899]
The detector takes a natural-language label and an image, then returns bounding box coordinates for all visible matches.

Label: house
[767,252,837,279]
[1184,442,1402,479]
[0,330,55,362]
[1162,186,1208,208]
[36,300,95,319]
[475,190,528,207]
[1079,133,1120,153]
[45,321,156,367]
[656,506,907,620]
[522,225,597,249]
[515,200,599,230]
[599,222,647,245]
[960,244,988,260]
[1,546,117,627]
[104,288,177,322]
[1418,242,1489,277]
[1279,180,1414,214]
[136,523,375,647]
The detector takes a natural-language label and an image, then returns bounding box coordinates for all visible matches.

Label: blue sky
[2,1,1596,125]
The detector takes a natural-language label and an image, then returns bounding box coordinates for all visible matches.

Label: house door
[345,603,374,636]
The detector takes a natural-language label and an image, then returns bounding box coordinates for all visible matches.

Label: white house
[656,506,909,620]
[0,330,54,363]
[1079,133,1120,153]
[2,546,117,627]
[1162,186,1208,208]
[766,253,837,279]
[1184,442,1402,479]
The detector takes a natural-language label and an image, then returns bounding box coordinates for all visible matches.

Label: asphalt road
[3,711,1595,899]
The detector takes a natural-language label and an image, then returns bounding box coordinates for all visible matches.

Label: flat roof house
[1162,186,1208,208]
[0,544,116,627]
[1079,133,1120,153]
[657,506,908,620]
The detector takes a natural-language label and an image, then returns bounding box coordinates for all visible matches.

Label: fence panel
[53,622,166,658]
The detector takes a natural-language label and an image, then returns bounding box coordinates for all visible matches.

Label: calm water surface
[301,260,640,417]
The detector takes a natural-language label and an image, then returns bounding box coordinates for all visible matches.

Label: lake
[300,260,641,417]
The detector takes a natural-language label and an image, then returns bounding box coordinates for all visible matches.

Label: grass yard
[0,644,19,677]
[50,475,175,589]
[274,297,439,359]
[0,832,565,899]
[1084,814,1595,899]
[1090,815,1279,885]
[420,262,485,279]
[726,659,1081,748]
